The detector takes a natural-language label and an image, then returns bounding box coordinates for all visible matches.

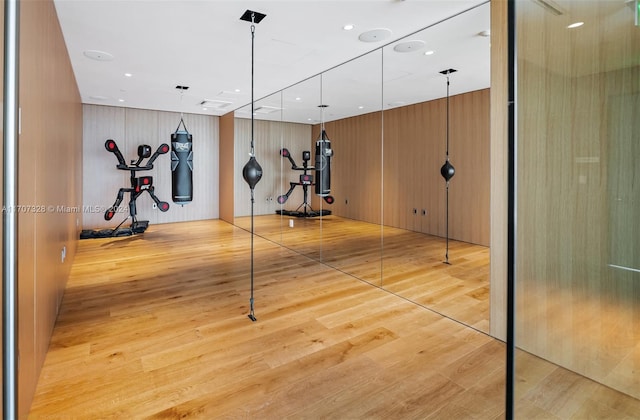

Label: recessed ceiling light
[424,50,435,56]
[343,24,355,31]
[567,21,584,28]
[358,28,392,43]
[478,30,491,37]
[358,106,364,109]
[83,50,114,61]
[124,73,132,77]
[118,99,125,102]
[89,95,108,100]
[234,88,241,92]
[295,97,302,101]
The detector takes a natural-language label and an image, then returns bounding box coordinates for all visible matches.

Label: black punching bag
[315,129,333,197]
[171,121,193,205]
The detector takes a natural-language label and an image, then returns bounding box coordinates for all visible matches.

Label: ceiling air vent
[254,105,282,114]
[200,99,233,109]
[530,0,564,15]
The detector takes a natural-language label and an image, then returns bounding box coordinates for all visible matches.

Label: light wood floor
[234,215,491,333]
[29,219,640,418]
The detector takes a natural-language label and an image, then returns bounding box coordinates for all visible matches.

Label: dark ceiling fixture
[439,68,456,265]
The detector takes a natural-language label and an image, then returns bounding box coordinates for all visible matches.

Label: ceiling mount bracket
[240,10,266,24]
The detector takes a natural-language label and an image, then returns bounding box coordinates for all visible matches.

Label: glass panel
[233,91,284,244]
[318,49,383,285]
[278,75,323,260]
[515,0,640,413]
[381,3,491,332]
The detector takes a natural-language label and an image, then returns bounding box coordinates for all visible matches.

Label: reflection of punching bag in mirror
[315,129,333,197]
[171,117,193,205]
[439,68,457,265]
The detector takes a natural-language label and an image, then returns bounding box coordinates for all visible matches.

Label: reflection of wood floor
[29,220,640,418]
[235,214,490,333]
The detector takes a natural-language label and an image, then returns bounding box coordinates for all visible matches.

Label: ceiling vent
[529,0,564,15]
[216,90,243,99]
[254,105,282,114]
[200,99,233,109]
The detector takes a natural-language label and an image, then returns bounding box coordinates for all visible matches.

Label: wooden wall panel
[219,112,234,223]
[415,99,447,236]
[0,0,4,405]
[515,0,640,401]
[319,112,383,224]
[449,89,490,245]
[380,91,489,246]
[490,0,508,341]
[234,118,311,217]
[82,106,219,229]
[18,0,83,416]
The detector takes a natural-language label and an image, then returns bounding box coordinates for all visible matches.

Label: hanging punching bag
[243,156,262,190]
[315,129,333,197]
[171,118,193,205]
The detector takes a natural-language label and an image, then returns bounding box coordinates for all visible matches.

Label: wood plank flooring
[28,219,640,418]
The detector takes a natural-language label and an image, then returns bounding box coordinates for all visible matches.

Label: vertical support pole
[3,0,20,418]
[506,0,517,418]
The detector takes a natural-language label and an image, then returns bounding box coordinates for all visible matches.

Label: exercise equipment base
[80,221,149,239]
[276,209,331,218]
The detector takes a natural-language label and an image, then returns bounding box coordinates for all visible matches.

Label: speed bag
[171,130,193,204]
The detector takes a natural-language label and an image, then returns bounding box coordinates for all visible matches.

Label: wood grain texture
[28,220,640,418]
[233,118,311,218]
[82,106,219,229]
[489,0,508,341]
[516,0,640,402]
[17,0,83,416]
[219,111,235,223]
[382,90,490,246]
[317,111,383,224]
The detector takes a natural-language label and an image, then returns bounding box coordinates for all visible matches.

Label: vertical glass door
[514,0,640,415]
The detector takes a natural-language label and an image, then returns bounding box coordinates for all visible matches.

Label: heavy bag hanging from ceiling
[171,117,193,205]
[314,129,333,197]
[315,103,333,197]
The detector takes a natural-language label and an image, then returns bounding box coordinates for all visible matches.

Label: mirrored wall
[233,2,491,332]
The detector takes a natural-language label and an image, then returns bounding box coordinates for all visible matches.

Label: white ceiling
[53,0,492,123]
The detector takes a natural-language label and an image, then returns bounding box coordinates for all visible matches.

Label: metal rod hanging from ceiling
[3,0,20,417]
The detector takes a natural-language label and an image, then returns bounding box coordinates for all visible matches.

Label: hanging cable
[241,9,265,322]
[250,19,255,156]
[446,76,450,160]
[439,69,456,265]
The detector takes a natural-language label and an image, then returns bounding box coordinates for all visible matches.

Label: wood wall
[312,90,490,246]
[383,90,490,245]
[219,112,235,223]
[514,0,640,401]
[10,0,84,416]
[313,112,383,224]
[231,89,490,247]
[82,105,219,229]
[489,0,508,341]
[234,118,311,217]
